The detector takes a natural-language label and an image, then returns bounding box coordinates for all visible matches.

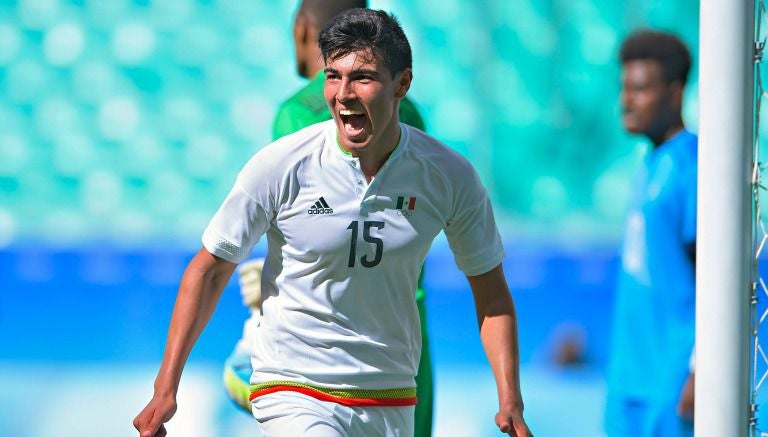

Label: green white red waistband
[249,381,417,407]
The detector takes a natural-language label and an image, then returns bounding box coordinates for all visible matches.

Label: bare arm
[467,264,532,437]
[133,247,237,437]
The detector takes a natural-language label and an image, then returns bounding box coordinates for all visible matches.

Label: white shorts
[251,391,415,437]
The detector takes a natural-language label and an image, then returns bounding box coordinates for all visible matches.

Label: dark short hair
[318,8,412,76]
[619,30,691,85]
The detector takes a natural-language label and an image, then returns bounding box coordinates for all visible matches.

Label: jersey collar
[324,120,409,166]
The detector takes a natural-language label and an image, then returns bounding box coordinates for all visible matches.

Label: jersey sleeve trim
[202,229,248,264]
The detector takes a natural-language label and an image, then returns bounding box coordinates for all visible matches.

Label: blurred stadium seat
[0,0,699,247]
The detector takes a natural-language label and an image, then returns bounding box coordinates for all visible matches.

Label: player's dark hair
[298,0,368,30]
[620,30,691,85]
[318,8,412,77]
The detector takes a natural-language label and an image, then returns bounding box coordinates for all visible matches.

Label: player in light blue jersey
[605,30,697,437]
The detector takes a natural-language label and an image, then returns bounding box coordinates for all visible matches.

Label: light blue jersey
[607,129,697,403]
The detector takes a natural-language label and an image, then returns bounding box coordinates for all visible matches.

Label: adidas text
[308,197,333,214]
[308,206,333,214]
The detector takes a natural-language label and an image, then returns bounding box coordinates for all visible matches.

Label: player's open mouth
[339,109,367,136]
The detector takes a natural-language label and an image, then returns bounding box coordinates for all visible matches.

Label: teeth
[340,109,364,116]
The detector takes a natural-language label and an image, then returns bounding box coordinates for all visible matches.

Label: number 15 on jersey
[347,220,385,268]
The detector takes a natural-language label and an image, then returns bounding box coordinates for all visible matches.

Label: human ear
[668,80,684,110]
[294,15,310,48]
[394,69,413,98]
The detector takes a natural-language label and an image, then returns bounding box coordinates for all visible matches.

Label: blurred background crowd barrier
[0,0,701,435]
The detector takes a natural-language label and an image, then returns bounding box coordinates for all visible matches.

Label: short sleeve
[444,166,505,276]
[202,156,277,264]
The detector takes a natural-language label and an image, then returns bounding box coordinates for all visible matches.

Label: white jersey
[203,120,503,392]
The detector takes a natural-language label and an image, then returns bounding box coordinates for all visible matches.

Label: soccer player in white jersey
[134,8,532,437]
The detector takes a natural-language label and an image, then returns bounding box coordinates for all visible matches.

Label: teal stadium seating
[0,0,700,248]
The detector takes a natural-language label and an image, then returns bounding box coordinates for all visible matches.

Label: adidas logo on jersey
[308,197,333,215]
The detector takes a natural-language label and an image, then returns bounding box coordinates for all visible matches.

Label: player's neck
[357,123,402,181]
[305,45,325,79]
[651,121,685,148]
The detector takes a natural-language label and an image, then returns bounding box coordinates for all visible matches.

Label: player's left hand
[495,408,533,436]
[133,392,176,437]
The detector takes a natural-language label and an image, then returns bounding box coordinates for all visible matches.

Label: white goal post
[696,0,754,436]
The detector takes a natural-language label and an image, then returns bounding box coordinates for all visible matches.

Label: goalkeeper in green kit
[222,1,434,435]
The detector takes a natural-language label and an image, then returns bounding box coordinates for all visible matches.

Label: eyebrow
[324,67,379,76]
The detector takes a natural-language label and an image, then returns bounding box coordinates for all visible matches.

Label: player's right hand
[133,393,177,437]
